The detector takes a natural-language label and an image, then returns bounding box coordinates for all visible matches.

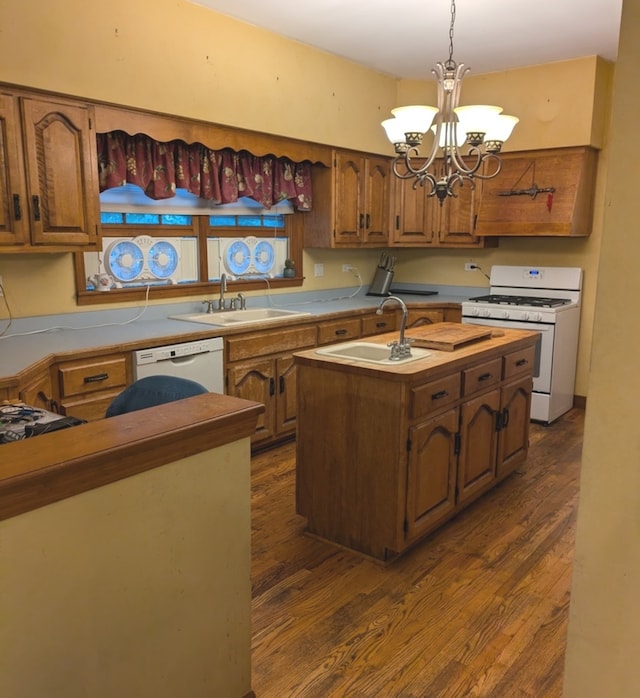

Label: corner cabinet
[294,325,537,562]
[0,89,100,250]
[301,149,391,248]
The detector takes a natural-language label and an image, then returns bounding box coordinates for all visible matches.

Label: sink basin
[315,341,431,365]
[170,307,311,327]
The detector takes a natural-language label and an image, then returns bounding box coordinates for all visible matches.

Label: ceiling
[189,0,623,79]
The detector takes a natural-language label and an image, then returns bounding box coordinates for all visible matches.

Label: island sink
[315,341,431,365]
[170,308,311,327]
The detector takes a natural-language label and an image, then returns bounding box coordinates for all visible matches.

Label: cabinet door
[405,408,459,541]
[458,388,500,504]
[362,155,391,245]
[18,367,55,411]
[275,355,297,436]
[497,375,532,478]
[437,177,483,247]
[0,93,28,245]
[390,159,435,246]
[334,152,364,245]
[227,358,276,443]
[20,97,99,247]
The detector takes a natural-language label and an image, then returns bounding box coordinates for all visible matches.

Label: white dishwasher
[133,338,224,393]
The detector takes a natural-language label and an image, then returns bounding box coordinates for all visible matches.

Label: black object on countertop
[388,288,439,296]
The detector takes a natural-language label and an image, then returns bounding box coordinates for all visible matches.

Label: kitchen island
[294,323,539,562]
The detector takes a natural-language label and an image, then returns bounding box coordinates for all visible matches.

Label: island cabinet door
[457,388,501,505]
[226,358,276,443]
[497,374,533,479]
[405,408,459,542]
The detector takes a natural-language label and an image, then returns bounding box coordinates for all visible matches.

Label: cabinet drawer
[362,313,397,336]
[410,373,461,420]
[57,357,128,398]
[317,318,361,345]
[225,325,316,362]
[503,346,536,380]
[463,358,502,397]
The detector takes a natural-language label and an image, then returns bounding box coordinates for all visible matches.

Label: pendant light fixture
[381,0,519,205]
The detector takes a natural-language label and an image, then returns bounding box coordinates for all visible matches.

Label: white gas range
[461,265,583,424]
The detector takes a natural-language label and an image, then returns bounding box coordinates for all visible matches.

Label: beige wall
[0,439,252,698]
[563,0,640,695]
[0,0,615,398]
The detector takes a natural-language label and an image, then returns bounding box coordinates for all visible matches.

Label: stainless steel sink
[170,307,311,327]
[315,341,431,365]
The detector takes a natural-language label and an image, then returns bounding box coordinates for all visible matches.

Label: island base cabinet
[294,325,538,563]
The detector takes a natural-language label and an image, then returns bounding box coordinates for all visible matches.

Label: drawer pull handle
[516,358,528,366]
[478,372,493,381]
[431,390,449,401]
[13,194,22,221]
[279,376,285,394]
[376,321,387,328]
[335,329,348,336]
[502,407,510,427]
[83,373,109,384]
[32,195,41,222]
[269,377,275,397]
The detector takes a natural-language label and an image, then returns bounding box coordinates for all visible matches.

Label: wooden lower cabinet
[18,365,56,411]
[224,324,317,449]
[226,354,299,446]
[295,326,536,561]
[53,353,131,422]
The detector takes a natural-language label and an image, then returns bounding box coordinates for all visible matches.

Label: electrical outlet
[314,263,324,277]
[342,264,353,272]
[464,262,476,271]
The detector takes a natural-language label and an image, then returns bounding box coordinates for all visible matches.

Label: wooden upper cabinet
[391,158,491,249]
[302,149,391,248]
[0,93,29,245]
[475,146,598,237]
[0,90,100,250]
[334,151,391,246]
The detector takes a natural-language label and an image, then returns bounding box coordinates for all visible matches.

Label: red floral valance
[97,131,313,210]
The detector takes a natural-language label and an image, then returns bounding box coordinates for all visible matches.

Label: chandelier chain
[447,0,456,68]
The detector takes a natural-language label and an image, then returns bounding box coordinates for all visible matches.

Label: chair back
[105,375,208,417]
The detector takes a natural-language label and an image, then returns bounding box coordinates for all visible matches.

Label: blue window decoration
[100,212,124,224]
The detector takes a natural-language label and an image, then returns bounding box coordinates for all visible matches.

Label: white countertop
[0,284,486,378]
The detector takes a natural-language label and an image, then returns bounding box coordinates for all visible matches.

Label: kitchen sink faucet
[376,295,413,360]
[218,273,228,310]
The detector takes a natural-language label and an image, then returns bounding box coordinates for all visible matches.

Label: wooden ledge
[0,393,264,521]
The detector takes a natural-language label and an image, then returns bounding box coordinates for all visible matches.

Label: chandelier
[381,0,519,205]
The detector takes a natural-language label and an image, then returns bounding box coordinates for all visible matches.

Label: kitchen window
[74,186,303,305]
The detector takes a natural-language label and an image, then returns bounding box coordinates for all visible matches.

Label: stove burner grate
[467,294,572,308]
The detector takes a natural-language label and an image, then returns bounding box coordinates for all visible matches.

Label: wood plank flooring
[251,408,583,697]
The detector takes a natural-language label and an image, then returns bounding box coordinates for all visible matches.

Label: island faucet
[376,295,413,360]
[218,273,228,310]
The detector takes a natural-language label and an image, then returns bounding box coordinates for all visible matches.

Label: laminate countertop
[0,284,486,379]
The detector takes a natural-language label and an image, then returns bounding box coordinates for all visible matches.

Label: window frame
[73,214,303,305]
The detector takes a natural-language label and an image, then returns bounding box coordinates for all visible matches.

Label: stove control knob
[480,308,491,317]
[498,309,510,319]
[529,312,542,322]
[468,307,480,317]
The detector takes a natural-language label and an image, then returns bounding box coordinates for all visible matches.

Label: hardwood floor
[251,409,584,698]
